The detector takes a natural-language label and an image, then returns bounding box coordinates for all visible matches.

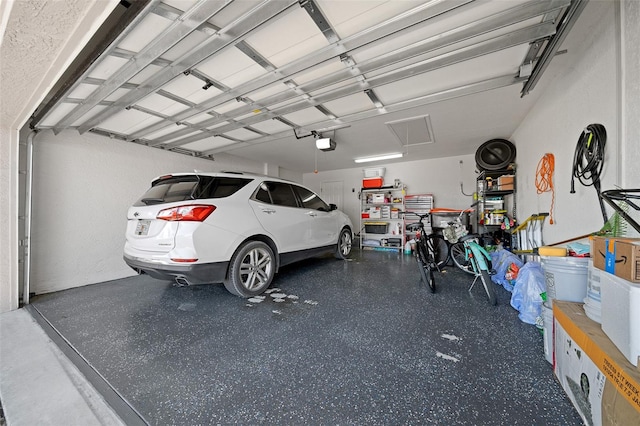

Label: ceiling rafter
[52,0,236,133]
[364,89,385,111]
[110,47,172,67]
[314,105,338,121]
[186,69,230,92]
[64,98,112,107]
[300,0,339,44]
[82,76,197,109]
[30,0,159,127]
[28,0,587,171]
[156,89,196,108]
[127,104,170,120]
[122,0,473,141]
[200,74,522,158]
[152,1,221,35]
[125,0,567,145]
[522,0,588,95]
[150,20,557,149]
[74,0,300,134]
[235,40,276,71]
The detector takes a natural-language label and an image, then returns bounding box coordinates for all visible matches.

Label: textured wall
[304,154,478,230]
[28,129,284,295]
[1,0,117,312]
[0,0,106,129]
[623,0,640,189]
[511,0,623,244]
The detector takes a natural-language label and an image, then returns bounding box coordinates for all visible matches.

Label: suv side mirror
[329,203,338,211]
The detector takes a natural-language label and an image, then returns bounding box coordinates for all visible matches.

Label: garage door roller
[475,139,516,171]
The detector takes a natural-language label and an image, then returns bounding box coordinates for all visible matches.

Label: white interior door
[320,181,343,209]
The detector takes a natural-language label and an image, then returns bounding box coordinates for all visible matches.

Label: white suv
[123,172,353,297]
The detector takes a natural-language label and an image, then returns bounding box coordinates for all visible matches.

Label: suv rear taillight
[157,205,216,221]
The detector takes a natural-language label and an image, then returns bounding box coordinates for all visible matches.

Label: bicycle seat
[458,233,480,242]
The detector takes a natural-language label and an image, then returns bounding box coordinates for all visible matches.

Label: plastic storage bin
[364,222,388,234]
[540,256,589,305]
[583,259,602,323]
[363,177,383,188]
[600,271,640,366]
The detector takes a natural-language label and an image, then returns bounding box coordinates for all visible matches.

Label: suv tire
[224,241,275,297]
[335,228,352,259]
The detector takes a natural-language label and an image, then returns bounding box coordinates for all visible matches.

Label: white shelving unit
[359,186,406,252]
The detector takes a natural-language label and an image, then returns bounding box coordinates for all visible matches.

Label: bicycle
[409,212,438,292]
[444,216,497,305]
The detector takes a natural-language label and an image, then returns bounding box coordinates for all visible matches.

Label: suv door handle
[261,208,276,214]
[306,211,317,217]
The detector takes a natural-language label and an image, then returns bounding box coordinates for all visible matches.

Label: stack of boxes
[552,236,640,425]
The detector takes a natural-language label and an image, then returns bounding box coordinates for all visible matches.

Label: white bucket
[542,301,553,364]
[541,256,589,305]
[583,260,602,323]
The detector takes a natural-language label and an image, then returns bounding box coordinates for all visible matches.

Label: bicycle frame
[461,236,497,305]
[411,213,436,292]
[464,239,492,274]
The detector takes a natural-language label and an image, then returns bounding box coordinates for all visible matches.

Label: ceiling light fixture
[354,153,403,163]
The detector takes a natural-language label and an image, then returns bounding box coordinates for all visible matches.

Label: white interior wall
[28,129,294,295]
[303,154,478,231]
[512,0,637,245]
[0,0,118,312]
[306,0,639,246]
[621,0,640,190]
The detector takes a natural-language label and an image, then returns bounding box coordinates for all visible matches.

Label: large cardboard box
[591,236,640,282]
[554,301,640,425]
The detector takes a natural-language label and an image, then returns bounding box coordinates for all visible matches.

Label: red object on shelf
[361,213,370,218]
[363,177,384,188]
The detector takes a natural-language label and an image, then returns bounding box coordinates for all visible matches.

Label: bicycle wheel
[427,266,436,293]
[415,246,429,285]
[479,269,497,305]
[416,239,436,292]
[427,234,450,269]
[450,242,474,275]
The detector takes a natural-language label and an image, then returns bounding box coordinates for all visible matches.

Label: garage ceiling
[30,0,585,173]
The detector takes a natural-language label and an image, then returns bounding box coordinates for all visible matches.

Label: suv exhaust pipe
[175,277,190,287]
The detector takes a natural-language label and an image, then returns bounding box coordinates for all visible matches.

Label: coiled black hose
[570,123,607,222]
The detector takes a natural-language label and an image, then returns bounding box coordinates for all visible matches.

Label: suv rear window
[134,175,251,206]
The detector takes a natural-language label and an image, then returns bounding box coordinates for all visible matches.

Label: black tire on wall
[475,138,516,171]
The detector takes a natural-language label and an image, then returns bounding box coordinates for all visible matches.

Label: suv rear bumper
[123,255,228,285]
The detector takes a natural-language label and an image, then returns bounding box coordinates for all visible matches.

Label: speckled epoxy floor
[31,249,582,425]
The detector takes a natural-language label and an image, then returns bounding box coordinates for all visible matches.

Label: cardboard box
[498,174,514,191]
[592,236,640,282]
[554,301,640,426]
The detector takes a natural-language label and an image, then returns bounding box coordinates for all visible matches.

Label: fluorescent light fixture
[354,153,403,163]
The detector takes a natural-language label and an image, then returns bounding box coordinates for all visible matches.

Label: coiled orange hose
[536,153,555,224]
